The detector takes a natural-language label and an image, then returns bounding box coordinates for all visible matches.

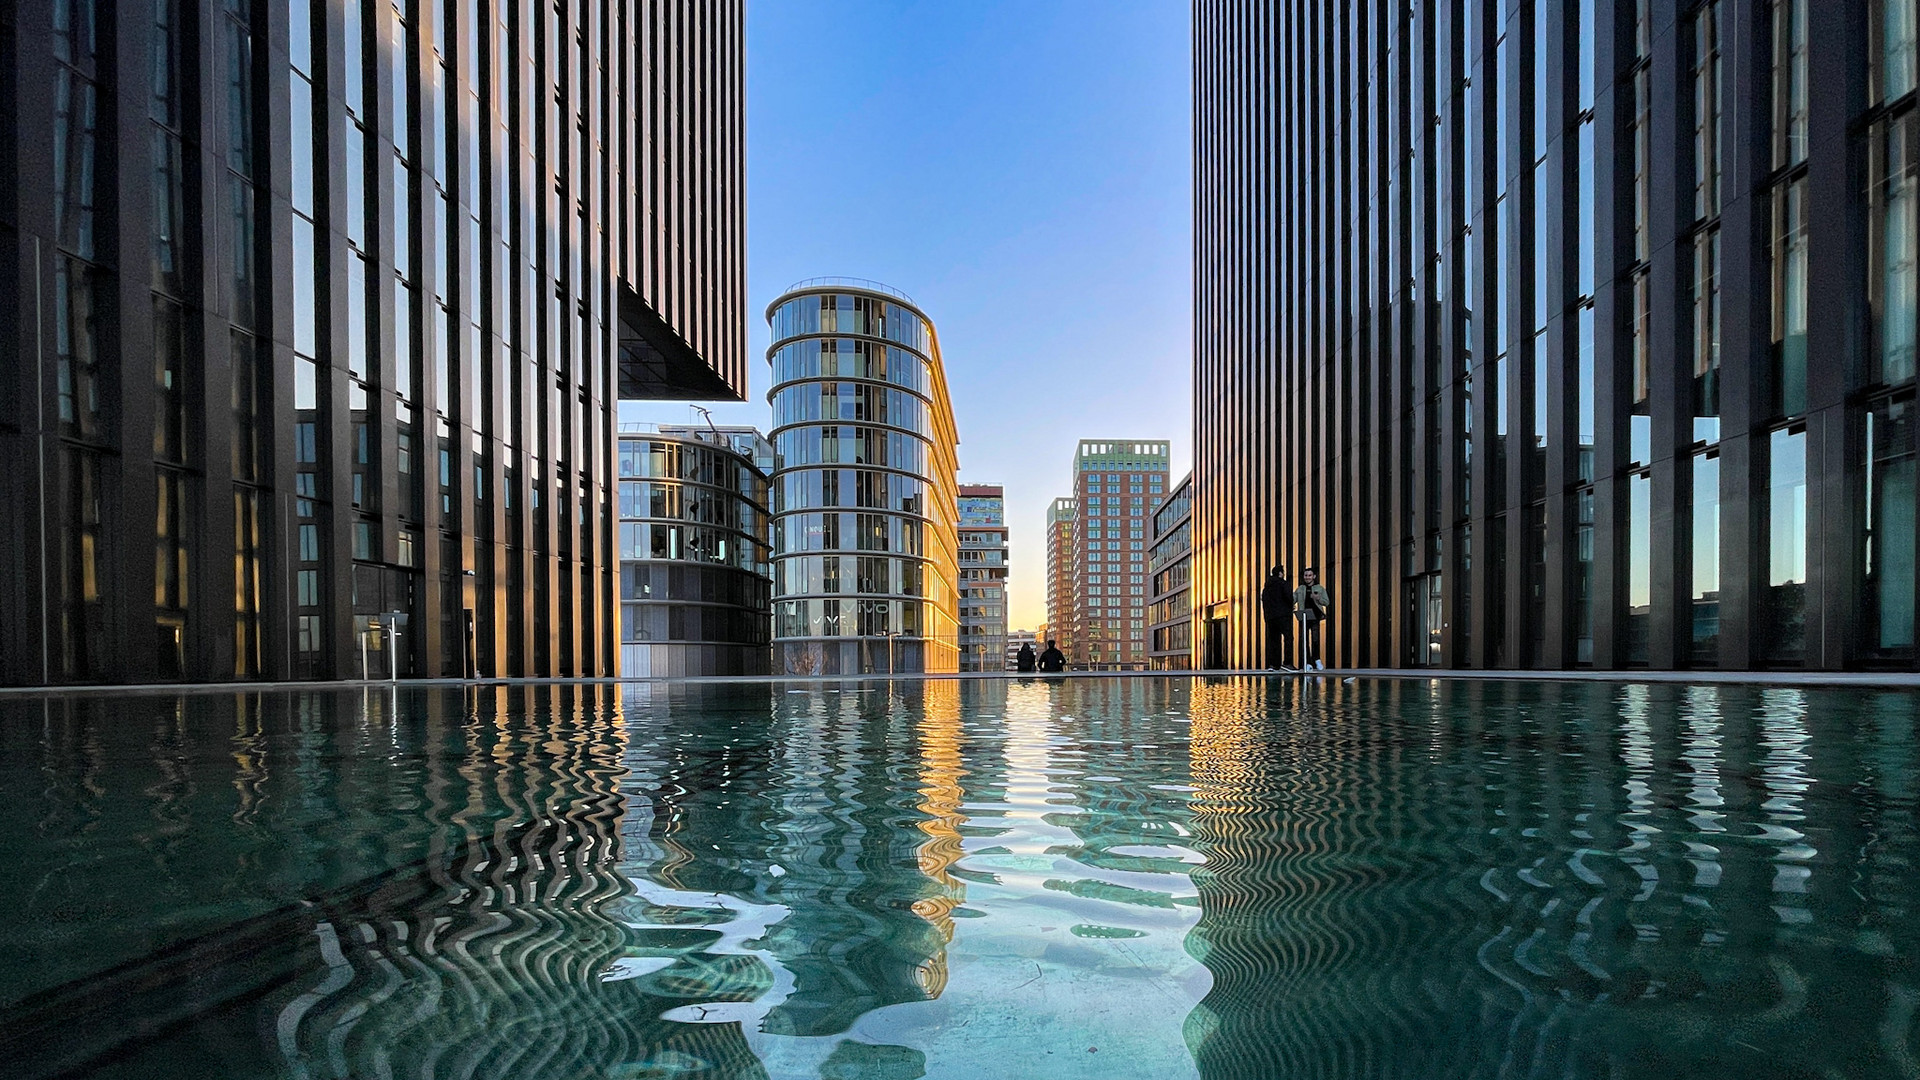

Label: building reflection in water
[617,679,966,1042]
[0,685,771,1080]
[5,678,1920,1079]
[1181,678,1920,1080]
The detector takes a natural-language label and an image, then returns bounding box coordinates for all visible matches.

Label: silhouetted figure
[1259,565,1293,670]
[1015,642,1037,672]
[1037,639,1067,673]
[1293,566,1331,671]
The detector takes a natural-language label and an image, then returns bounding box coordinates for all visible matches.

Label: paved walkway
[3,667,1918,696]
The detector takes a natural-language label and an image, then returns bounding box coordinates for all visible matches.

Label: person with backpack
[1292,566,1331,671]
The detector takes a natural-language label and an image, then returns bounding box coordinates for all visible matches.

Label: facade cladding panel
[1193,0,1920,672]
[765,283,962,675]
[957,483,1009,672]
[1044,497,1076,660]
[1069,441,1170,670]
[0,0,745,684]
[616,427,773,677]
[1148,472,1194,670]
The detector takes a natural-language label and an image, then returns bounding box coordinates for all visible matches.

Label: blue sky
[621,0,1193,630]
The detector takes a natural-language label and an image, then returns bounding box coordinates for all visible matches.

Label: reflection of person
[1292,567,1331,671]
[1037,639,1067,673]
[1015,642,1037,672]
[1259,565,1293,670]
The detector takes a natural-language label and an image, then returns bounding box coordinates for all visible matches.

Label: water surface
[1,677,1916,1079]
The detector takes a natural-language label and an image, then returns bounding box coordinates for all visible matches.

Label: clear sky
[621,0,1193,631]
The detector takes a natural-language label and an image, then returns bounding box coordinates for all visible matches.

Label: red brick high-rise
[1066,441,1170,670]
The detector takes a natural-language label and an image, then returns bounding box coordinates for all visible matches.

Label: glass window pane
[291,73,314,215]
[1692,453,1721,661]
[292,215,316,356]
[1767,427,1809,661]
[1628,473,1651,663]
[348,251,369,378]
[1869,399,1918,651]
[1876,116,1918,386]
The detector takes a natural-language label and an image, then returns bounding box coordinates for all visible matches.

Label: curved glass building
[616,426,774,676]
[765,280,961,674]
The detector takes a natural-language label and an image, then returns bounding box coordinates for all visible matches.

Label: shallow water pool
[1,676,1916,1079]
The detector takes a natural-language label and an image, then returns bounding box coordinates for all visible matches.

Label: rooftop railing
[780,276,917,306]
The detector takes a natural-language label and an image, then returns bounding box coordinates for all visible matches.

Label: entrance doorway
[1203,604,1230,670]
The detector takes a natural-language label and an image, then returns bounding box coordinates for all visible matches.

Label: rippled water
[1,677,1917,1079]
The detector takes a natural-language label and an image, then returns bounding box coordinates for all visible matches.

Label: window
[1693,230,1723,438]
[1633,68,1650,262]
[1576,488,1595,664]
[1767,427,1809,662]
[1628,472,1651,663]
[155,471,190,612]
[154,298,188,462]
[1631,271,1651,465]
[1872,112,1919,387]
[1772,0,1809,169]
[1867,396,1917,653]
[1773,177,1810,416]
[1694,3,1723,220]
[1692,452,1721,663]
[1876,0,1919,104]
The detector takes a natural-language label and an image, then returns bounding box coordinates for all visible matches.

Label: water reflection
[2,678,1919,1079]
[1181,679,1920,1080]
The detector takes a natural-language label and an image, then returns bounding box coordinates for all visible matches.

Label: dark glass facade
[765,281,961,675]
[0,0,745,684]
[616,426,772,677]
[1193,0,1920,671]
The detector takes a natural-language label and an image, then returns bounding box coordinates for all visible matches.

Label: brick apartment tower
[957,484,1010,671]
[1044,498,1076,663]
[1069,441,1170,670]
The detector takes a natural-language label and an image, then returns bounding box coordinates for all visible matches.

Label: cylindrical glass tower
[765,279,961,674]
[615,425,775,676]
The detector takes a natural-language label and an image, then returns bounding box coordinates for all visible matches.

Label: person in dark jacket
[1015,642,1037,672]
[1037,639,1067,673]
[1292,566,1331,671]
[1259,565,1293,670]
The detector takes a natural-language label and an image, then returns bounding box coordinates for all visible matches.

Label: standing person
[1037,639,1067,673]
[1015,641,1037,672]
[1292,567,1331,671]
[1259,565,1293,670]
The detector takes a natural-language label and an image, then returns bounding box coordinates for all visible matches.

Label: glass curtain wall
[1190,0,1920,671]
[765,286,961,675]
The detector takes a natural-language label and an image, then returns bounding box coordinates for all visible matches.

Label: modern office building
[1070,441,1170,670]
[1044,497,1077,662]
[0,0,746,685]
[765,279,961,675]
[1193,0,1919,671]
[957,484,1009,671]
[615,425,772,677]
[1147,473,1194,670]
